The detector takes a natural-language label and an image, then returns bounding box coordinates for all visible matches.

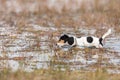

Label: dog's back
[57,29,112,49]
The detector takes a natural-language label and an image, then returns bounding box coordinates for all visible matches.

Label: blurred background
[0,0,118,13]
[0,0,119,29]
[0,0,120,80]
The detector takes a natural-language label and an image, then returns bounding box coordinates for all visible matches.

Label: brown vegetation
[0,0,120,80]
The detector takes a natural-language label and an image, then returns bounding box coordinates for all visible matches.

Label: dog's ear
[67,37,74,45]
[59,34,69,40]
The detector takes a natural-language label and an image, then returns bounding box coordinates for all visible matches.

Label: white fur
[102,29,111,39]
[74,29,111,48]
[57,29,111,48]
[75,36,102,48]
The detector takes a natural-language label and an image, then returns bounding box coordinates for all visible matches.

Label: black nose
[56,44,59,47]
[55,44,60,48]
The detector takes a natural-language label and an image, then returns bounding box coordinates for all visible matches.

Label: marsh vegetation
[0,0,120,80]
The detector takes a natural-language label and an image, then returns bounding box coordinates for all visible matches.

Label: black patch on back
[59,34,69,42]
[99,38,103,46]
[67,37,74,45]
[87,36,93,43]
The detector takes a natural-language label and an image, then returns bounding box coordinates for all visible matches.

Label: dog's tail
[99,29,111,46]
[102,29,112,39]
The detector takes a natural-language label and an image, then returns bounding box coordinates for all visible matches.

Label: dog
[57,29,111,49]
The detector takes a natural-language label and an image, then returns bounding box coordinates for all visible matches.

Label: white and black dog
[57,29,111,48]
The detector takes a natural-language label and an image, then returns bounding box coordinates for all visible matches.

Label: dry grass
[0,68,120,80]
[0,0,120,80]
[0,0,119,29]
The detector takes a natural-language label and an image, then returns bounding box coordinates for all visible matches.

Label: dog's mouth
[57,41,71,49]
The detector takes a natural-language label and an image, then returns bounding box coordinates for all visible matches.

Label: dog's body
[57,29,111,48]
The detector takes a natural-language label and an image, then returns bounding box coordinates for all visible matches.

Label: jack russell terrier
[57,29,111,49]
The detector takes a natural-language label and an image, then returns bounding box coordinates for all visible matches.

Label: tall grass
[0,0,119,30]
[0,0,120,80]
[0,68,120,80]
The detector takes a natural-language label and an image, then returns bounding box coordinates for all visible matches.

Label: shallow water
[0,22,120,73]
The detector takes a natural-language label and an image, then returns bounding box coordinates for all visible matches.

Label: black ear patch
[87,36,93,43]
[67,37,74,45]
[59,34,69,42]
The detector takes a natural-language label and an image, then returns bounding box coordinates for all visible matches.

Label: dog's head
[57,34,75,47]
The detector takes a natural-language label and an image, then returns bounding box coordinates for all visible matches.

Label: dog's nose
[56,43,58,46]
[56,43,59,47]
[56,43,61,48]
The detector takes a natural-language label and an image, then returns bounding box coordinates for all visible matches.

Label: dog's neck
[71,36,78,47]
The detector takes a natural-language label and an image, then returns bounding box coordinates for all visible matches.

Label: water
[0,21,120,73]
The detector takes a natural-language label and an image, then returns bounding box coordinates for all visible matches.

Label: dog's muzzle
[56,42,64,48]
